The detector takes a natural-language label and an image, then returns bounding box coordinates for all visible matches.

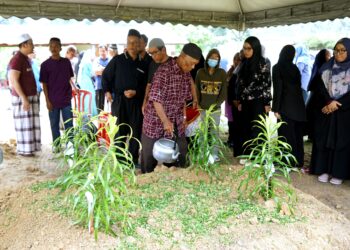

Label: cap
[148,38,165,49]
[127,29,141,38]
[108,44,118,50]
[17,33,32,44]
[182,43,202,60]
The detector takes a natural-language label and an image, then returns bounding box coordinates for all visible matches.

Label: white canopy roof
[1,0,349,29]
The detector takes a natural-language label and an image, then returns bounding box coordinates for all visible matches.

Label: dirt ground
[1,88,350,249]
[1,140,350,250]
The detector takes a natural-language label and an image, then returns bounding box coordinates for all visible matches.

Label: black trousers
[227,121,234,143]
[95,89,105,112]
[278,115,305,168]
[231,105,244,157]
[141,133,188,173]
[240,99,267,155]
[112,96,142,164]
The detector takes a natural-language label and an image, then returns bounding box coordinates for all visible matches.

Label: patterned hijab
[320,38,350,99]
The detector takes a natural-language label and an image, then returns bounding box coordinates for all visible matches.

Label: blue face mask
[207,59,218,68]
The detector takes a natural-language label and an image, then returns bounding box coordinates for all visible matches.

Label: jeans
[48,105,73,146]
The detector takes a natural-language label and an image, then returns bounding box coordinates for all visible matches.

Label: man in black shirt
[139,34,152,67]
[102,29,148,166]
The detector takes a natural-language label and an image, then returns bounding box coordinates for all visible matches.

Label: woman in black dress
[236,36,272,158]
[272,45,306,168]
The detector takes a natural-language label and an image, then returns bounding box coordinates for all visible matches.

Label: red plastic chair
[72,89,92,116]
[97,112,111,147]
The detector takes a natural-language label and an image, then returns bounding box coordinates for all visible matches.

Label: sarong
[12,95,41,155]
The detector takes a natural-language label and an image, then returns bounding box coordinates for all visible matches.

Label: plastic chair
[71,89,92,116]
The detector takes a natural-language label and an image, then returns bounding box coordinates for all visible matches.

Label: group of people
[7,29,350,185]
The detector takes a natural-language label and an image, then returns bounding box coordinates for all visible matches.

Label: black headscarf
[239,36,265,84]
[308,49,329,91]
[276,45,300,82]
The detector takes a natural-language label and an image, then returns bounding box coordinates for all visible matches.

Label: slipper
[301,167,310,174]
[318,173,329,183]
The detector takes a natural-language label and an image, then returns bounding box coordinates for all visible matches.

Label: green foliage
[187,27,228,52]
[54,112,137,239]
[187,105,226,178]
[305,37,336,50]
[238,115,298,212]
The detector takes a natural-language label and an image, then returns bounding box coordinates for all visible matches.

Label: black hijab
[240,36,265,84]
[276,45,300,81]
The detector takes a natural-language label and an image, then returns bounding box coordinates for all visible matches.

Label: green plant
[238,115,298,212]
[187,104,226,178]
[54,112,137,239]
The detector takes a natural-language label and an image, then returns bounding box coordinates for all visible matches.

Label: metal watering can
[152,124,180,164]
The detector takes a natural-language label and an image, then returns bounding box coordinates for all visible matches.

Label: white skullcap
[17,33,32,44]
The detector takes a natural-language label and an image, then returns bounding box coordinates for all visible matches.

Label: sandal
[301,167,310,174]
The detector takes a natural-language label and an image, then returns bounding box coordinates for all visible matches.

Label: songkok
[182,43,202,60]
[108,44,118,50]
[128,29,141,38]
[149,38,165,49]
[17,33,32,44]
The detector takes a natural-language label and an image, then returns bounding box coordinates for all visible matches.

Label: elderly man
[141,43,202,173]
[8,34,41,156]
[142,38,171,114]
[102,29,148,167]
[142,38,199,114]
[108,44,118,58]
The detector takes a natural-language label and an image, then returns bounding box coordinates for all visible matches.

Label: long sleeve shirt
[237,60,272,105]
[195,67,227,110]
[102,52,148,101]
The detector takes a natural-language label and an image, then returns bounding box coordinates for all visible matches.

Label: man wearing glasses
[142,38,170,114]
[102,29,148,167]
[141,43,202,173]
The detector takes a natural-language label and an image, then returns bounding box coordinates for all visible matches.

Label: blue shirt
[94,57,109,90]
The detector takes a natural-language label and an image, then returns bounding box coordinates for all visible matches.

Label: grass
[122,172,302,247]
[28,168,303,248]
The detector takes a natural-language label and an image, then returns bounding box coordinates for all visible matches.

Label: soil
[1,89,350,249]
[0,141,350,249]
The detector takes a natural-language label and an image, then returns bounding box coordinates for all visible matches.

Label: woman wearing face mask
[309,38,350,185]
[236,36,272,158]
[195,48,227,161]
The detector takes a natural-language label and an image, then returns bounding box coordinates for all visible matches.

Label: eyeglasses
[149,50,161,56]
[334,49,347,55]
[243,46,252,51]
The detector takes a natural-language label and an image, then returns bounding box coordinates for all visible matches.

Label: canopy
[0,0,349,29]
